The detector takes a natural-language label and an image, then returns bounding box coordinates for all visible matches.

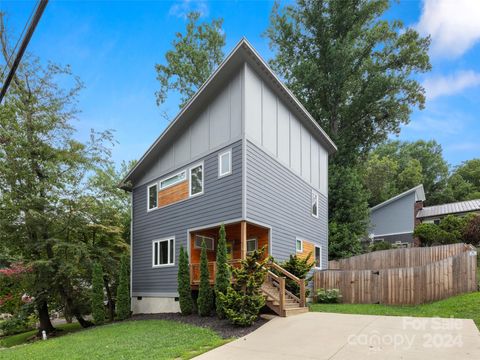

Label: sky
[2,0,480,169]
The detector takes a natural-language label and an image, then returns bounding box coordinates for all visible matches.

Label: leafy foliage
[214,224,230,318]
[464,215,480,246]
[369,240,392,252]
[155,11,225,109]
[414,223,456,247]
[315,288,342,304]
[197,240,214,316]
[277,253,314,298]
[91,263,105,325]
[116,256,130,320]
[178,246,194,315]
[219,249,268,327]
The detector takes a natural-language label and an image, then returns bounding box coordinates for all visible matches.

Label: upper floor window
[190,162,204,197]
[218,149,232,177]
[296,239,303,253]
[194,235,215,251]
[160,170,186,190]
[153,237,174,267]
[147,183,158,210]
[312,191,319,218]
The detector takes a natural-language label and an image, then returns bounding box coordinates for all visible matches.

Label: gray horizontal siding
[132,140,243,294]
[374,233,414,245]
[245,140,328,267]
[370,192,415,236]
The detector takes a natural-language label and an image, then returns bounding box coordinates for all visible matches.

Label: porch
[189,221,269,287]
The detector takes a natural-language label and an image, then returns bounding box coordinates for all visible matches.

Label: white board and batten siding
[136,70,243,187]
[244,63,328,197]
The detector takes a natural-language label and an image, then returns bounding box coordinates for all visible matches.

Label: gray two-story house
[119,39,336,315]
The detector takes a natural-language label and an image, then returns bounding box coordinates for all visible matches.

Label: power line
[0,0,48,104]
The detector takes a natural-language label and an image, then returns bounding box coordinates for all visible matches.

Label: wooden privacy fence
[314,244,477,305]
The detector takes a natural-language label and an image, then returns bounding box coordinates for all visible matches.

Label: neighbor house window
[160,170,186,190]
[218,149,232,177]
[312,191,319,218]
[152,237,175,267]
[296,239,303,253]
[194,235,215,251]
[314,245,321,269]
[247,238,257,254]
[147,183,158,210]
[189,163,204,196]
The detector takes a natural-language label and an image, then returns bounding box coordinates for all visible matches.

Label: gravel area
[131,313,269,339]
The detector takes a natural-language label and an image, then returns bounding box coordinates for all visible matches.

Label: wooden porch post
[240,221,247,260]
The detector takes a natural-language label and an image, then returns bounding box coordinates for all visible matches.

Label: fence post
[279,277,286,316]
[299,280,306,307]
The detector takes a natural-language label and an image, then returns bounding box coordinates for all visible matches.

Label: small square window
[148,183,158,210]
[218,150,232,177]
[312,191,319,218]
[246,238,257,254]
[296,239,303,253]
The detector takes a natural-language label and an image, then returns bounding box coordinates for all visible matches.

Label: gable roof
[417,199,480,219]
[370,184,426,212]
[119,38,336,190]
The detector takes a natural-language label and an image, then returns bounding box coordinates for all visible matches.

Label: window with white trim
[160,170,186,190]
[314,245,321,269]
[190,163,204,196]
[247,238,257,254]
[148,183,158,210]
[152,238,175,267]
[194,235,215,251]
[218,149,232,177]
[312,191,319,218]
[296,239,303,253]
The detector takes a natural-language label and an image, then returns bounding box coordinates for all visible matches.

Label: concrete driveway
[195,312,480,360]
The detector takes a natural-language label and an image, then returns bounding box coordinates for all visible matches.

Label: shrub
[91,262,105,325]
[178,246,194,315]
[369,240,392,252]
[197,240,214,316]
[277,253,314,298]
[219,249,268,327]
[214,224,230,319]
[315,288,342,304]
[116,255,130,320]
[0,303,36,336]
[413,223,456,246]
[439,215,468,242]
[464,214,480,246]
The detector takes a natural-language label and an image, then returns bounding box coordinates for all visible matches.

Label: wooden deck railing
[268,262,306,307]
[190,259,242,285]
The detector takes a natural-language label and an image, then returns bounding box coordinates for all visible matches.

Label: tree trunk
[104,276,115,322]
[37,300,56,336]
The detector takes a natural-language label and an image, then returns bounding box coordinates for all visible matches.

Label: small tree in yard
[278,254,314,298]
[219,249,268,327]
[215,224,230,318]
[197,240,214,316]
[178,246,194,315]
[91,263,105,325]
[464,214,480,246]
[116,256,130,320]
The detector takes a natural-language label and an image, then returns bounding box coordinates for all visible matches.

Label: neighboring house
[368,185,426,246]
[119,38,336,315]
[417,199,480,224]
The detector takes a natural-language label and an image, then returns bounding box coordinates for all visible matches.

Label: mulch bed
[131,313,269,339]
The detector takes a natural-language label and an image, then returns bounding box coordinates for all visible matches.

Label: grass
[0,320,228,360]
[0,322,82,348]
[310,291,480,328]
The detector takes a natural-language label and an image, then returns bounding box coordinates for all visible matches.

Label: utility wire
[0,0,48,104]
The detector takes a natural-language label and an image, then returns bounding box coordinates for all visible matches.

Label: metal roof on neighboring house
[417,199,480,219]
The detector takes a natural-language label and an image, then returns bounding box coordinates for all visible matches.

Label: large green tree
[155,11,225,109]
[267,0,431,256]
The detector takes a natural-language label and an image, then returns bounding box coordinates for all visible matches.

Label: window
[152,237,175,267]
[160,171,186,190]
[312,191,319,218]
[194,235,215,251]
[296,239,303,253]
[189,163,204,196]
[314,245,321,269]
[218,149,232,177]
[247,238,257,254]
[147,183,158,210]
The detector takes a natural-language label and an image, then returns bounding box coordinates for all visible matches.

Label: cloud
[169,0,209,19]
[423,70,480,100]
[416,0,480,58]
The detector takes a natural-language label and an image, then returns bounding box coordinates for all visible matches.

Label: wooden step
[283,307,309,316]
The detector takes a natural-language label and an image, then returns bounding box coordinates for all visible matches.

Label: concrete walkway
[196,312,480,359]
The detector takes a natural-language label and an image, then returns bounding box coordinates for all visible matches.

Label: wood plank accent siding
[314,244,477,305]
[158,180,189,207]
[298,240,314,261]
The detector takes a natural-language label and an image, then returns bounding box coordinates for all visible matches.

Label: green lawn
[310,291,480,328]
[0,320,228,360]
